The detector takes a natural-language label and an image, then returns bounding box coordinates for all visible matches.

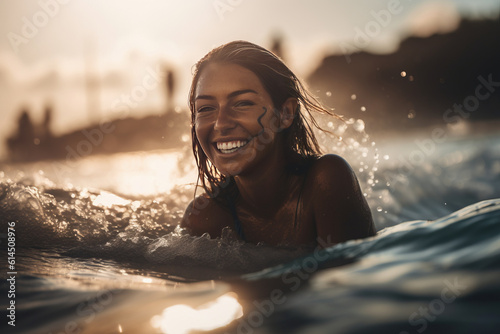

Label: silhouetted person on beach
[18,110,35,144]
[270,33,285,61]
[38,104,58,159]
[164,67,176,112]
[42,105,53,139]
[7,108,36,161]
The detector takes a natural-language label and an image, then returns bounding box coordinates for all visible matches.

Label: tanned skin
[181,63,375,248]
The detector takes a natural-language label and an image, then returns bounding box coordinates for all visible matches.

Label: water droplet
[360,106,366,112]
[383,154,390,160]
[386,182,391,186]
[400,71,407,77]
[408,111,415,119]
[327,121,334,128]
[326,91,332,97]
[353,119,365,132]
[377,206,383,212]
[351,94,357,100]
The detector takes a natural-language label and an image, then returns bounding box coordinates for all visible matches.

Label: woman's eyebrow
[195,89,258,101]
[228,89,258,99]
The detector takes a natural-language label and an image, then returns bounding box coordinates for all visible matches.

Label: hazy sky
[0,0,499,156]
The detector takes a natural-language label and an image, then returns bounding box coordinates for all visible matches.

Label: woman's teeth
[216,140,248,153]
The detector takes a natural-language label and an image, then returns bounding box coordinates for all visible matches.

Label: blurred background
[0,0,498,163]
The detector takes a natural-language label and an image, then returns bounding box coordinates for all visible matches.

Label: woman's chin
[219,165,243,177]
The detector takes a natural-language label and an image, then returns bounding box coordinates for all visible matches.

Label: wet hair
[188,40,341,204]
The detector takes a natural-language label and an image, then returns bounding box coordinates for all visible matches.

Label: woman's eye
[234,100,255,108]
[197,106,214,113]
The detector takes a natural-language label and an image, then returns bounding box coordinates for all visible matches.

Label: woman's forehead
[195,62,266,97]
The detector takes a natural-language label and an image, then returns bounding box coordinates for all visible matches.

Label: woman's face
[193,62,284,176]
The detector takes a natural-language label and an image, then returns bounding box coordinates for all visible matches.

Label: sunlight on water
[99,150,196,196]
[92,192,131,207]
[0,149,197,197]
[150,293,243,334]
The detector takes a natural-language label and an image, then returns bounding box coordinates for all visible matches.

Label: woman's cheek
[194,124,211,157]
[194,120,207,140]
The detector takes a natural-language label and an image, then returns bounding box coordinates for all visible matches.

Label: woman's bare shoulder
[180,193,233,238]
[307,154,375,244]
[308,154,356,186]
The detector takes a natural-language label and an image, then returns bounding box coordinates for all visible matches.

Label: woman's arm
[311,154,376,247]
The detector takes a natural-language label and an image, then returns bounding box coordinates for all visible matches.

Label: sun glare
[150,292,243,334]
[92,192,131,207]
[110,151,196,196]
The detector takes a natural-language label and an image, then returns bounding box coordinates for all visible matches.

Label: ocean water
[1,127,500,334]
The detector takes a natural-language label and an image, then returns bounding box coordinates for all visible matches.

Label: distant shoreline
[369,118,500,144]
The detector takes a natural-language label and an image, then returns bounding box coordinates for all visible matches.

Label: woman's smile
[214,139,250,154]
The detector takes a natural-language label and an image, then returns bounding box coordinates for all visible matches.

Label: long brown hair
[188,40,341,203]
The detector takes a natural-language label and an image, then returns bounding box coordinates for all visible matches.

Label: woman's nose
[214,106,236,131]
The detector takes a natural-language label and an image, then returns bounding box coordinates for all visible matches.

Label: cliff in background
[307,18,500,133]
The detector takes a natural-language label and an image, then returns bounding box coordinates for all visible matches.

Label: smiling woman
[181,40,375,247]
